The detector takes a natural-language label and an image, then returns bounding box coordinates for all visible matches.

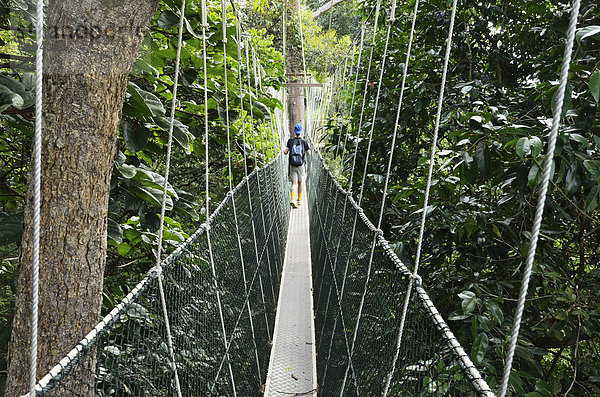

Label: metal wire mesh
[307,153,495,397]
[30,155,290,396]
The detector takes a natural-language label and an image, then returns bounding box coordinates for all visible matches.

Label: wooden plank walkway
[264,195,317,396]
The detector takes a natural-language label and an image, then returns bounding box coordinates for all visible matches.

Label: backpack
[289,138,305,166]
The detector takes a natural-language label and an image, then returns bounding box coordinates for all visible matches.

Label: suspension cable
[246,31,277,372]
[382,2,460,392]
[153,0,188,395]
[380,0,421,394]
[29,0,44,393]
[319,20,367,387]
[221,0,263,384]
[201,0,238,394]
[210,8,267,392]
[499,1,581,395]
[339,0,396,392]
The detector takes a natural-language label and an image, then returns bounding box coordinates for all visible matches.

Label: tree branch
[313,0,348,20]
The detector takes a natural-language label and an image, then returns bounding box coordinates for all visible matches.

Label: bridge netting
[28,150,495,396]
[28,156,290,396]
[308,152,494,396]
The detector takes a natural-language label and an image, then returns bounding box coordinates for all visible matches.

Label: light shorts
[288,163,306,183]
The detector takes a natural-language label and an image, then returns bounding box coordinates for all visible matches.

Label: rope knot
[150,265,163,277]
[413,274,422,286]
[374,228,383,236]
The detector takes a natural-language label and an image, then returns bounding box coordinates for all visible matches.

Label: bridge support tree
[5,1,160,394]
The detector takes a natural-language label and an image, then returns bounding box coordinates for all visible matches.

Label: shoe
[297,200,302,206]
[290,201,297,208]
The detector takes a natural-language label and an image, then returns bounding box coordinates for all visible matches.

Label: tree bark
[6,0,160,395]
[287,0,305,138]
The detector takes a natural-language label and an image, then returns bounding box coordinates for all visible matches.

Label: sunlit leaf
[590,71,600,105]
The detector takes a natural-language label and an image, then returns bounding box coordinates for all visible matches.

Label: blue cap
[294,123,303,134]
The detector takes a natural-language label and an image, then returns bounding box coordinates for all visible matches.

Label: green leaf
[516,137,530,158]
[0,212,23,245]
[485,300,504,325]
[184,18,202,39]
[590,71,600,105]
[459,291,479,314]
[471,333,488,364]
[530,136,543,158]
[528,162,541,188]
[568,133,588,146]
[253,100,271,120]
[116,163,137,179]
[154,116,194,151]
[475,140,489,176]
[107,218,123,244]
[565,162,582,195]
[583,160,600,179]
[217,105,240,126]
[132,167,178,200]
[182,69,198,86]
[509,372,525,395]
[458,291,476,300]
[585,185,600,212]
[478,315,493,332]
[122,121,151,153]
[127,82,165,118]
[448,310,471,321]
[0,75,34,109]
[0,84,24,109]
[126,185,173,210]
[117,242,132,256]
[158,10,180,28]
[576,26,600,42]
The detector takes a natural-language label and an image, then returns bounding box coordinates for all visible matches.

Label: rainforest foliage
[0,0,598,395]
[322,0,600,395]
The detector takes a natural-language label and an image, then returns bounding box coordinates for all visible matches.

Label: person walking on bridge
[284,123,311,208]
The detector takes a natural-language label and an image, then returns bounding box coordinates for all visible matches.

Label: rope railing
[308,150,495,396]
[23,155,290,396]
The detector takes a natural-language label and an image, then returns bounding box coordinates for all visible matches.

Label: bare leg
[290,181,297,199]
[298,180,303,201]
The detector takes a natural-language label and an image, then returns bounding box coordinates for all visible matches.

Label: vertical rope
[389,0,458,391]
[153,1,188,396]
[202,0,238,394]
[340,1,394,393]
[221,0,264,385]
[499,1,581,395]
[244,33,272,381]
[29,0,44,394]
[320,24,367,386]
[380,0,421,394]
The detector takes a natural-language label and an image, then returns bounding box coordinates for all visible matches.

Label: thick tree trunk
[6,1,160,395]
[287,59,306,138]
[287,0,305,138]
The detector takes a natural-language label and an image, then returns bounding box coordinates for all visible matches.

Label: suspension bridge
[14,0,585,395]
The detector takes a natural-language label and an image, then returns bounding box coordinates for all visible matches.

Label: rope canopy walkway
[27,153,495,396]
[16,0,584,395]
